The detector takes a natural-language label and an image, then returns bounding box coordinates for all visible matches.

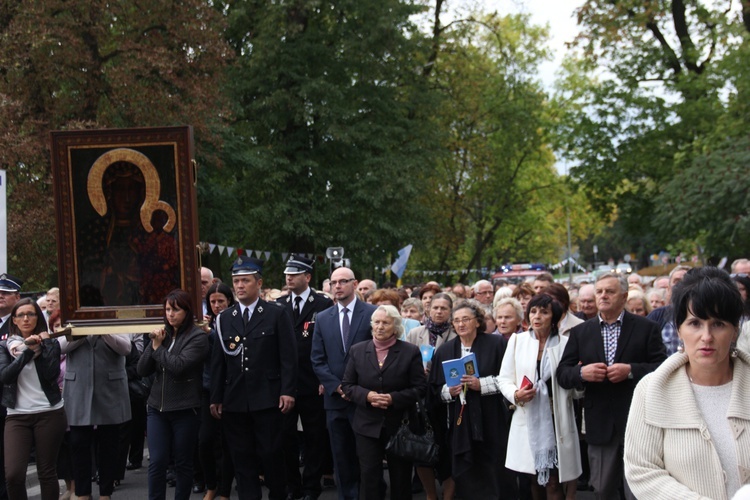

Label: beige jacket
[624,351,750,500]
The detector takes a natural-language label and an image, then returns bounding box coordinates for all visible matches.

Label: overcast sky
[450,0,583,89]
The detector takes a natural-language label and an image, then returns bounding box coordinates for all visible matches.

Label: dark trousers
[355,429,411,500]
[70,424,120,496]
[222,408,286,500]
[5,408,67,500]
[146,407,200,500]
[128,395,147,467]
[283,394,329,498]
[589,438,635,500]
[198,390,234,496]
[326,405,359,500]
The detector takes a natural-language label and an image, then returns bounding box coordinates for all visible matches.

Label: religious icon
[50,127,201,331]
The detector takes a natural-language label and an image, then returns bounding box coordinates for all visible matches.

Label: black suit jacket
[311,299,377,410]
[277,289,334,396]
[341,339,425,438]
[556,311,666,445]
[210,299,297,413]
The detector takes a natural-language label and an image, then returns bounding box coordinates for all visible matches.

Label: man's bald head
[330,267,357,306]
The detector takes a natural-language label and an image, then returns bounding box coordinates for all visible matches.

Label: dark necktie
[294,296,302,320]
[243,306,249,326]
[342,307,350,349]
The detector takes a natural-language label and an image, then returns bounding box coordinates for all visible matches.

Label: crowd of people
[0,256,749,499]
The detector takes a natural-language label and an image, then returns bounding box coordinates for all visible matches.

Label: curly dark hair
[452,300,486,334]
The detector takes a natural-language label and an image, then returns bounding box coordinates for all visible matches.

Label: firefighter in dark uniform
[278,255,334,500]
[209,257,297,500]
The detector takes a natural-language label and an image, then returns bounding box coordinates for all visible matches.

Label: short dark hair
[453,300,486,334]
[205,283,236,322]
[9,298,49,336]
[526,293,563,337]
[672,267,744,329]
[164,289,195,331]
[544,283,570,311]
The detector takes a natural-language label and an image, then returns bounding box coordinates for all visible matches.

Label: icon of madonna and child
[75,148,181,308]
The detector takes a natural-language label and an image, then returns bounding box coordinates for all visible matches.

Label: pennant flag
[209,243,216,254]
[390,244,413,278]
[264,251,271,260]
[281,252,289,262]
[237,248,244,257]
[246,249,254,256]
[227,247,235,256]
[218,245,225,256]
[255,250,263,259]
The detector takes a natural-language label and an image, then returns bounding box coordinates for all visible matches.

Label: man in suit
[557,273,666,500]
[210,257,297,500]
[278,255,334,500]
[0,274,21,500]
[311,267,377,500]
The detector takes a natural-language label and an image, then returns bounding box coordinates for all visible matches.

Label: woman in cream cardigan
[499,294,582,499]
[625,267,750,500]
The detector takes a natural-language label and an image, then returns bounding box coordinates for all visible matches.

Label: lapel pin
[229,343,236,349]
[258,306,263,313]
[232,310,237,317]
[308,296,314,302]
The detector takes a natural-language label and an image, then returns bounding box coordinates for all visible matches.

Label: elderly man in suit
[311,267,377,500]
[556,273,666,500]
[210,256,297,500]
[278,255,334,500]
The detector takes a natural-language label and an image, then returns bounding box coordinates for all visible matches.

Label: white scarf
[527,331,558,485]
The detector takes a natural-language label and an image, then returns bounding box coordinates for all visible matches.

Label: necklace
[378,355,387,368]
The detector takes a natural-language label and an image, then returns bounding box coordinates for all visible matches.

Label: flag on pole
[390,244,413,279]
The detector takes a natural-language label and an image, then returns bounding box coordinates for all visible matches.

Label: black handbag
[385,401,439,465]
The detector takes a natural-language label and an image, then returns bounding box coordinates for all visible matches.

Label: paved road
[26,463,598,499]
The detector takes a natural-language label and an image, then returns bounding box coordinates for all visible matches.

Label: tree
[553,1,750,258]
[0,0,231,288]
[411,12,597,282]
[212,0,440,278]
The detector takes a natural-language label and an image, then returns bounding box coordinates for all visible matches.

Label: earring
[677,341,684,354]
[731,341,739,358]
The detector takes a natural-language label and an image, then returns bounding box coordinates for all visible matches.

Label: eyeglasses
[452,317,476,325]
[14,313,37,319]
[475,291,493,296]
[330,279,355,286]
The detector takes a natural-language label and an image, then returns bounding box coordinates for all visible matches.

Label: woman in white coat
[499,294,582,499]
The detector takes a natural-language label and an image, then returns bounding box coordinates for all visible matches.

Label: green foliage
[411,12,598,281]
[0,0,231,288]
[211,0,440,277]
[656,136,750,256]
[553,0,750,260]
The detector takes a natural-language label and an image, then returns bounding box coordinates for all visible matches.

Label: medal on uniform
[234,336,240,342]
[229,343,236,349]
[303,321,311,337]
